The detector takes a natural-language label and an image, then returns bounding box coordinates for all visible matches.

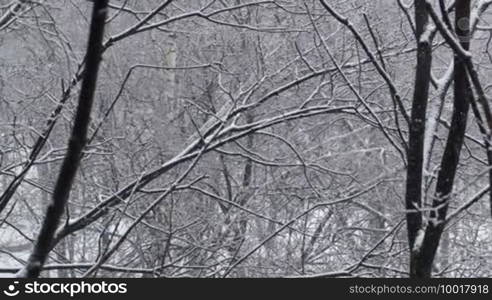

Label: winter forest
[0,0,492,279]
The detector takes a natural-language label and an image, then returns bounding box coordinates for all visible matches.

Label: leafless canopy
[0,0,491,278]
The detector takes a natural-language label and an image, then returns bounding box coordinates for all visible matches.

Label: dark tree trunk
[405,0,432,276]
[412,0,472,278]
[19,0,109,278]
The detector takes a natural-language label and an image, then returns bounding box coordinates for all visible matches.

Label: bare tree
[1,0,492,278]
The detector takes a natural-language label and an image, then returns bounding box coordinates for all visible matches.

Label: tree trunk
[411,0,472,278]
[405,0,433,277]
[18,0,109,278]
